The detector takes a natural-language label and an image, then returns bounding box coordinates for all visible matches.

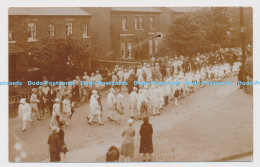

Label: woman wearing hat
[47,125,63,162]
[139,116,153,162]
[49,99,61,128]
[107,88,116,121]
[30,88,40,121]
[62,95,72,127]
[150,85,160,116]
[88,94,104,125]
[130,87,138,118]
[18,98,33,131]
[121,119,135,162]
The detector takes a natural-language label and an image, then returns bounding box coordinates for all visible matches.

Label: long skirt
[121,141,134,157]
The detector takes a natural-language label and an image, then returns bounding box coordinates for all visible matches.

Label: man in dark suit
[46,85,57,116]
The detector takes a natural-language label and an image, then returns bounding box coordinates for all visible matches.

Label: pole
[239,7,247,87]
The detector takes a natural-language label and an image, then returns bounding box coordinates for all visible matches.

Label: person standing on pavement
[121,119,135,162]
[18,98,33,132]
[139,116,153,162]
[47,125,63,162]
[57,121,68,161]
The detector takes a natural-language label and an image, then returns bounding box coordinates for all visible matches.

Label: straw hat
[55,99,60,102]
[117,94,124,99]
[92,90,97,94]
[19,98,26,103]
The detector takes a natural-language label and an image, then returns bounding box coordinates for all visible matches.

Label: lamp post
[239,7,246,82]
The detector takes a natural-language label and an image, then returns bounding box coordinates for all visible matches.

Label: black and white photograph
[6,5,255,163]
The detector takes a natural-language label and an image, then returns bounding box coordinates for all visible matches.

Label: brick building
[110,7,162,60]
[8,7,91,80]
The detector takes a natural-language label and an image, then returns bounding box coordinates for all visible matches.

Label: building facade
[110,7,161,60]
[8,7,91,80]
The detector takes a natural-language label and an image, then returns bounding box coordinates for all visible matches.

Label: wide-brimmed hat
[117,94,124,99]
[32,88,37,92]
[55,99,60,102]
[19,98,26,103]
[133,87,138,91]
[110,88,115,93]
[92,90,97,94]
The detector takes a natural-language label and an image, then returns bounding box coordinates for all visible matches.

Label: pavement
[9,76,253,162]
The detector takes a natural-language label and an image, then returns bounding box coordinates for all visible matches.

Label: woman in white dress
[150,85,160,116]
[18,98,33,131]
[130,87,138,118]
[136,89,144,120]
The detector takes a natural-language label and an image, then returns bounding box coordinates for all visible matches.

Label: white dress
[89,95,101,115]
[130,91,138,108]
[18,103,31,121]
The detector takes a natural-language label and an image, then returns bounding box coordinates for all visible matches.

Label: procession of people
[16,47,246,162]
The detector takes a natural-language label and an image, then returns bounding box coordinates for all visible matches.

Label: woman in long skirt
[121,119,135,162]
[139,117,153,161]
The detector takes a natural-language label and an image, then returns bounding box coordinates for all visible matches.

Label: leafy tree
[167,12,212,57]
[25,36,92,80]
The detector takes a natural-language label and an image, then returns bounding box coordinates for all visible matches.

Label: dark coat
[139,123,153,153]
[47,132,63,162]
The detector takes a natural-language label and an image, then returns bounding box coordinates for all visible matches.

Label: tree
[167,12,211,57]
[25,36,92,80]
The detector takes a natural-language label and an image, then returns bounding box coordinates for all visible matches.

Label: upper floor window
[135,16,144,30]
[83,24,88,38]
[122,16,127,31]
[140,16,144,29]
[135,16,139,30]
[66,22,73,36]
[49,24,55,37]
[150,16,155,30]
[28,23,37,42]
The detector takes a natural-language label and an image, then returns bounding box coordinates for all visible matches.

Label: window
[9,24,15,42]
[140,16,144,29]
[49,24,55,37]
[127,42,132,58]
[150,16,155,30]
[122,17,127,31]
[28,23,37,41]
[121,42,126,58]
[83,24,88,38]
[155,39,159,53]
[149,40,153,54]
[135,16,144,30]
[66,22,73,36]
[135,16,139,30]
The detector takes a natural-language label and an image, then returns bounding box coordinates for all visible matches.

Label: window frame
[83,23,89,38]
[49,23,55,37]
[122,16,128,31]
[27,22,37,42]
[66,22,73,36]
[150,16,155,30]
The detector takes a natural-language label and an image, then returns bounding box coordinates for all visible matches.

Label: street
[9,76,253,162]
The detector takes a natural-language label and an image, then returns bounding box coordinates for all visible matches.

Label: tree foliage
[25,37,92,79]
[167,7,233,56]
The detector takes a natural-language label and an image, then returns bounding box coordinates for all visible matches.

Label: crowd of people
[17,47,243,162]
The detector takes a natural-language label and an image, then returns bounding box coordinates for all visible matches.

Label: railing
[9,91,32,118]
